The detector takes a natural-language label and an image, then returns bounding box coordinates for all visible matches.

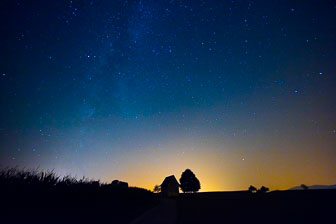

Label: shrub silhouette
[248,185,257,193]
[257,186,269,193]
[301,184,309,190]
[153,184,161,193]
[179,169,200,193]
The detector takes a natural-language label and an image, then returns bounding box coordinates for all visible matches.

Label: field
[1,168,335,223]
[2,188,158,224]
[177,190,336,223]
[0,168,158,224]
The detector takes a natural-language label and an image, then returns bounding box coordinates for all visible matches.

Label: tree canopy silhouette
[248,185,257,193]
[300,184,309,190]
[257,186,269,193]
[153,184,161,193]
[179,169,200,193]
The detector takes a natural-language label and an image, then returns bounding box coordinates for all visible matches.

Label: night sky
[1,0,336,191]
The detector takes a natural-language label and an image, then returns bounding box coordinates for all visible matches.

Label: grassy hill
[2,168,335,223]
[0,168,158,224]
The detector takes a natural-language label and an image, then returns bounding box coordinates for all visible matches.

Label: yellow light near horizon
[103,146,236,191]
[100,139,336,192]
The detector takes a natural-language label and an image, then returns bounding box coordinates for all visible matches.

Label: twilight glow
[1,0,335,191]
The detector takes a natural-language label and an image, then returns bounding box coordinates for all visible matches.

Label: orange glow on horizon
[99,140,336,192]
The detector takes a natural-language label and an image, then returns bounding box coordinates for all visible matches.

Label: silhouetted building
[160,175,179,197]
[111,180,128,188]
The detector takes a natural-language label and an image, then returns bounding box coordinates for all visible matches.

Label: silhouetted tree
[301,184,309,190]
[179,169,200,193]
[153,184,161,193]
[248,185,257,193]
[257,186,269,193]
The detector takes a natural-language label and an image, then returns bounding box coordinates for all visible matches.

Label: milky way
[1,0,335,191]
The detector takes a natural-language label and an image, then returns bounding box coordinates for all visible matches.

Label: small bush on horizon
[301,184,309,190]
[153,184,161,193]
[257,186,270,193]
[248,185,257,193]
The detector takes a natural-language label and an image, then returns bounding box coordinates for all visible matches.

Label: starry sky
[1,0,336,191]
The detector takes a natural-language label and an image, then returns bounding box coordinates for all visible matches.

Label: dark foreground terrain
[2,186,158,224]
[1,169,335,224]
[177,190,336,224]
[0,168,158,224]
[3,189,335,224]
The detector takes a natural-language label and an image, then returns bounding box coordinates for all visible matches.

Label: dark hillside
[0,168,158,224]
[177,190,336,224]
